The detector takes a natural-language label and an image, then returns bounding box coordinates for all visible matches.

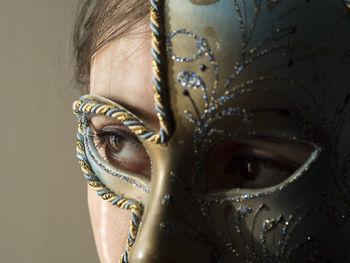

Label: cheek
[88,186,130,263]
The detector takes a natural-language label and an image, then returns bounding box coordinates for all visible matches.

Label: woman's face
[88,23,154,263]
[86,22,311,262]
[77,1,350,262]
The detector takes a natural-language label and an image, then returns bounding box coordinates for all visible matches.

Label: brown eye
[226,156,260,181]
[92,125,151,178]
[206,138,314,192]
[224,154,296,189]
[108,135,123,153]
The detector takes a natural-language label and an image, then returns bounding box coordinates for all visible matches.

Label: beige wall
[0,1,99,262]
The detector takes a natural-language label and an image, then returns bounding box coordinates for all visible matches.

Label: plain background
[0,1,99,262]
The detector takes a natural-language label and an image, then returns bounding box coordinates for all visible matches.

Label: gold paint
[79,160,91,171]
[129,229,137,239]
[73,100,82,111]
[96,105,113,115]
[113,112,134,122]
[76,143,85,155]
[130,223,137,233]
[76,140,84,150]
[157,112,164,122]
[151,7,160,20]
[154,87,162,101]
[130,204,141,211]
[152,32,160,46]
[117,199,127,207]
[89,181,102,188]
[133,127,148,135]
[78,122,83,134]
[190,0,220,6]
[153,73,161,83]
[117,116,133,122]
[152,59,160,74]
[102,193,114,200]
[83,102,97,113]
[150,134,161,144]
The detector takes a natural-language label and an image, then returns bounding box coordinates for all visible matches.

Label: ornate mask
[73,0,350,262]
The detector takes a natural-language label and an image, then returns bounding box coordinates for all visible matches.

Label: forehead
[90,1,350,141]
[90,23,158,128]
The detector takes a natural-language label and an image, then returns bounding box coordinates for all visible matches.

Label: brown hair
[73,0,150,91]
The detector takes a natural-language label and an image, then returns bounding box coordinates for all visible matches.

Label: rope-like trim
[73,99,161,143]
[73,1,171,145]
[75,119,143,263]
[72,2,169,261]
[151,0,171,144]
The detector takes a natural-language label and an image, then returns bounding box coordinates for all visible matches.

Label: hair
[73,0,150,91]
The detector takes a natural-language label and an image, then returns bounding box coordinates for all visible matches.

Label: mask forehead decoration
[162,0,350,261]
[73,0,350,262]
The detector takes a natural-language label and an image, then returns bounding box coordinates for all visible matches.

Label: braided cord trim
[75,118,143,263]
[73,99,161,143]
[72,2,168,261]
[74,1,170,145]
[151,0,172,144]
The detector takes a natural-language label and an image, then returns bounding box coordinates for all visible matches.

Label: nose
[127,149,215,263]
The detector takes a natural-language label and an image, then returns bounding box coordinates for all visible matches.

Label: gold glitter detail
[151,7,160,19]
[82,102,97,113]
[102,193,115,200]
[112,112,134,122]
[73,100,82,111]
[88,181,102,188]
[96,105,114,115]
[152,32,160,46]
[152,59,160,74]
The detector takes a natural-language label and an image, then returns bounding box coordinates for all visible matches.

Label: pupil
[238,158,259,181]
[110,135,121,151]
[247,162,253,173]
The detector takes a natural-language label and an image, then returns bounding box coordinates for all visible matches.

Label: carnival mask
[73,0,350,262]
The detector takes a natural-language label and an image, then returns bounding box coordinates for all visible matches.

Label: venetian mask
[73,0,350,262]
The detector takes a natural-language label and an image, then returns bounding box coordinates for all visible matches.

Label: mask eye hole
[206,137,314,192]
[89,117,152,179]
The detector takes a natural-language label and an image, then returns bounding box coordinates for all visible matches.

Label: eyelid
[87,120,152,177]
[206,136,316,192]
[242,146,300,168]
[88,109,160,135]
[89,115,130,132]
[97,126,139,141]
[233,137,315,166]
[91,124,143,152]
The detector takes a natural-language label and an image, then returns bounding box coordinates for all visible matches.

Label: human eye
[206,138,314,191]
[91,124,151,178]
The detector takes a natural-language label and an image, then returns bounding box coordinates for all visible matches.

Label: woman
[73,0,350,262]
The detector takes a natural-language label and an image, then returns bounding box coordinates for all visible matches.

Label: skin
[80,0,350,261]
[89,22,156,263]
[87,19,313,263]
[88,19,312,263]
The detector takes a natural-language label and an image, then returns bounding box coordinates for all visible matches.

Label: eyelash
[87,123,152,177]
[91,128,123,149]
[90,127,137,150]
[235,154,292,172]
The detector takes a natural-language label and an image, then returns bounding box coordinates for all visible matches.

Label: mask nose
[127,158,215,263]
